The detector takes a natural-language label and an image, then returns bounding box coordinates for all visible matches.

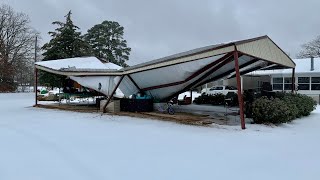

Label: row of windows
[272,77,320,91]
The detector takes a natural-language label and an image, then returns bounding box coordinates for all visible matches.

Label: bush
[211,93,226,105]
[193,93,226,105]
[252,97,292,124]
[252,93,317,124]
[276,92,317,117]
[243,90,257,118]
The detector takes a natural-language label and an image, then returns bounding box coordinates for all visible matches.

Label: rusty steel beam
[234,50,245,129]
[190,57,256,88]
[103,75,125,113]
[34,68,38,106]
[227,61,271,79]
[141,52,234,91]
[166,54,237,101]
[127,74,141,91]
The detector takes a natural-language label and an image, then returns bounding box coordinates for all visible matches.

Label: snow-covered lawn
[1,93,320,180]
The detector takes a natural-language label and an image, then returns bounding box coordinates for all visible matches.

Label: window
[273,78,283,83]
[273,84,283,90]
[311,77,320,90]
[284,77,292,83]
[298,77,310,90]
[284,77,292,90]
[272,77,283,90]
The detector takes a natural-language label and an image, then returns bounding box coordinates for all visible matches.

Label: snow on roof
[251,58,320,75]
[35,57,122,70]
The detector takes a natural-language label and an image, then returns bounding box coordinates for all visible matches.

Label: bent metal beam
[102,75,125,113]
[141,52,234,91]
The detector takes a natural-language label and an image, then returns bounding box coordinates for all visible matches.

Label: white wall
[223,75,271,90]
[271,73,320,103]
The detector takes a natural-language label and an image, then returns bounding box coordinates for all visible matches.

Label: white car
[201,85,238,95]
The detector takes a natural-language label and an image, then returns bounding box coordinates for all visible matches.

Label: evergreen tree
[40,11,93,88]
[84,21,131,67]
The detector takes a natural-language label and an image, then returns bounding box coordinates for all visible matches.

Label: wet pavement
[174,104,252,126]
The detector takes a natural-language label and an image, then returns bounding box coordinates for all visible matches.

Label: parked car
[201,85,238,95]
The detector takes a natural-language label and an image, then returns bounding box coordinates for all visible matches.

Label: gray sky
[3,0,320,65]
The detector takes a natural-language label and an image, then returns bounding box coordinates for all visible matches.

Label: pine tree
[84,21,131,67]
[40,11,93,88]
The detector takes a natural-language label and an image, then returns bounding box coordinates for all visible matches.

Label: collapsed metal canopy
[35,35,295,129]
[36,35,295,99]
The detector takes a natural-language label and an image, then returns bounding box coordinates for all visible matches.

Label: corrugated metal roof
[121,35,294,74]
[123,36,267,71]
[123,43,224,71]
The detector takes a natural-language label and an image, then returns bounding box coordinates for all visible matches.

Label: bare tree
[0,4,39,92]
[298,35,320,58]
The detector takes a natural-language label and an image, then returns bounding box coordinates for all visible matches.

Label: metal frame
[233,48,246,129]
[34,36,38,107]
[141,52,234,91]
[34,68,38,106]
[166,53,237,100]
[127,74,141,91]
[102,75,125,113]
[292,68,295,93]
[191,57,258,88]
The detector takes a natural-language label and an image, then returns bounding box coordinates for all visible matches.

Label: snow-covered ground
[1,93,320,180]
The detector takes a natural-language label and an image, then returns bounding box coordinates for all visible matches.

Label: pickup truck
[201,85,238,95]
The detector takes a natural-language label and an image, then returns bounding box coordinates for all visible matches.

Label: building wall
[271,73,320,103]
[222,75,271,90]
[216,73,320,103]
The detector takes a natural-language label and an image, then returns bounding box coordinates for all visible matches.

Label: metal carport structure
[35,35,296,129]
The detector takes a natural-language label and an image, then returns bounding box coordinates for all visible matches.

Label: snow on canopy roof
[36,56,122,71]
[251,58,320,76]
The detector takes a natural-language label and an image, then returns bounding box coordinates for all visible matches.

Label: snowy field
[1,93,320,180]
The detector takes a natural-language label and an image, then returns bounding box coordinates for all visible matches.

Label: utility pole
[34,36,38,106]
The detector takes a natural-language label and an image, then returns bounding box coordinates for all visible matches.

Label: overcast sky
[2,0,320,65]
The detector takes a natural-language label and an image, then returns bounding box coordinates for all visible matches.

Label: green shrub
[276,92,317,117]
[243,90,257,118]
[211,93,226,105]
[193,93,226,105]
[252,93,317,124]
[252,97,292,124]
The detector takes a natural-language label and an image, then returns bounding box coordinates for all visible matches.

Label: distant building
[218,57,320,103]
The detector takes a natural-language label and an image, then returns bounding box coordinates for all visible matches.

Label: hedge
[194,93,226,105]
[252,93,317,124]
